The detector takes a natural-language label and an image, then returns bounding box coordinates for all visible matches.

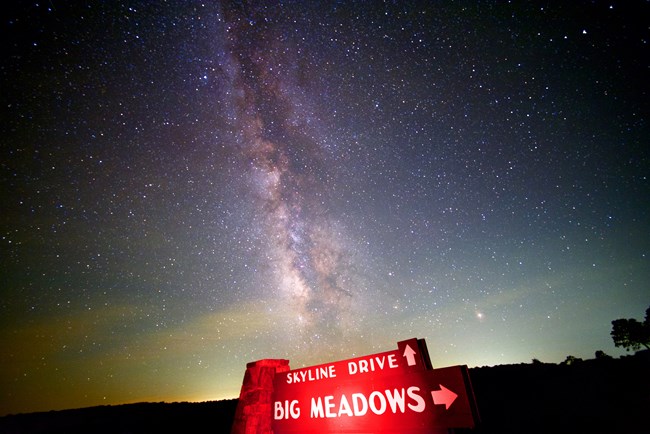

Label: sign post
[271,338,479,433]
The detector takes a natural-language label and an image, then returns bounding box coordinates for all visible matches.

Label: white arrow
[402,344,417,366]
[431,385,458,410]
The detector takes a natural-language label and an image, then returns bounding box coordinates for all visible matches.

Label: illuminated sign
[272,338,479,433]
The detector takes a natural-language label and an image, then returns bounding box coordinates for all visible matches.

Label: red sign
[272,338,478,433]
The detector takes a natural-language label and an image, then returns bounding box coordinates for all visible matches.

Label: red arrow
[403,344,417,366]
[431,384,457,410]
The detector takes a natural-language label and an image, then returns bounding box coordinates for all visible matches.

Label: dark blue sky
[1,0,648,415]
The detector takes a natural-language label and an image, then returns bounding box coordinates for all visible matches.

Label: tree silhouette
[594,350,612,360]
[561,355,582,365]
[610,306,650,351]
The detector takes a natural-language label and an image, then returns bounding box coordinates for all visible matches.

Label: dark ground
[465,351,649,434]
[1,352,647,434]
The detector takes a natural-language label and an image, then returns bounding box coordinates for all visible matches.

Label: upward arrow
[403,344,417,366]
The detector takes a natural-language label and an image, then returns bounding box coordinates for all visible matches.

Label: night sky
[1,0,648,416]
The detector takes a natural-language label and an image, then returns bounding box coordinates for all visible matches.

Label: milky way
[221,3,361,346]
[1,0,648,415]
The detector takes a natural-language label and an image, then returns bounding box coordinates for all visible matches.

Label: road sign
[276,338,429,386]
[272,338,478,433]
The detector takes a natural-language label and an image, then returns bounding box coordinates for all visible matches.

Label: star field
[1,1,648,416]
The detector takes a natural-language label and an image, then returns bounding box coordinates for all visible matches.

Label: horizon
[2,340,646,417]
